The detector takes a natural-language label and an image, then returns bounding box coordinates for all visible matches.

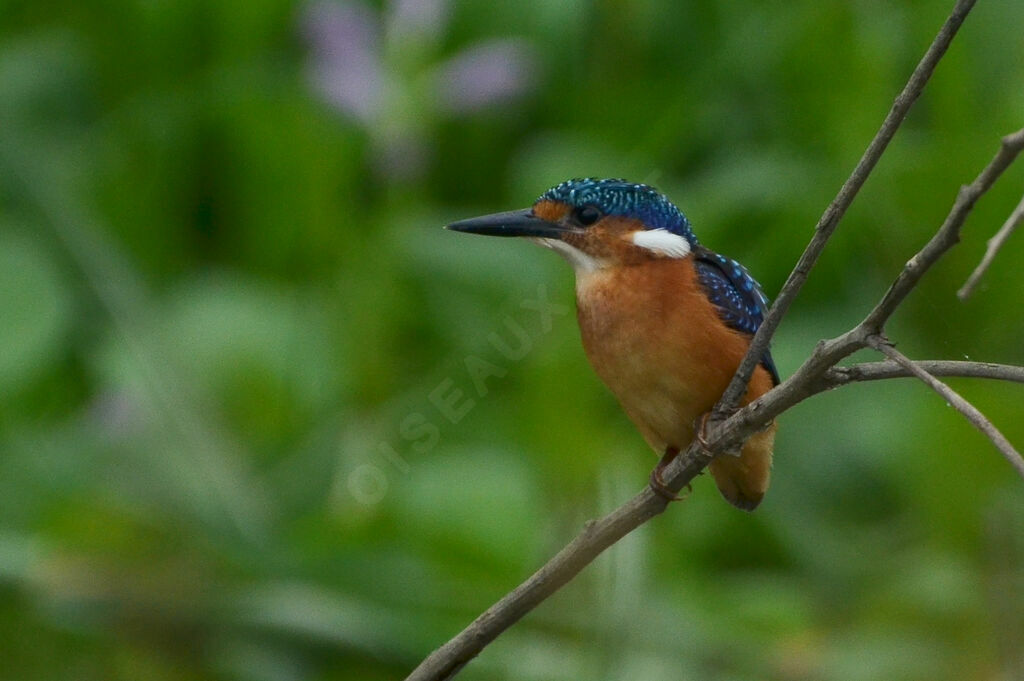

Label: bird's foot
[648,446,690,502]
[694,412,713,452]
[694,411,742,457]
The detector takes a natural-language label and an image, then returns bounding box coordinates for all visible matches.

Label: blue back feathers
[694,251,780,385]
[694,253,768,336]
[538,178,698,244]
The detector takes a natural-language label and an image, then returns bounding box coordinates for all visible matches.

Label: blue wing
[694,248,780,385]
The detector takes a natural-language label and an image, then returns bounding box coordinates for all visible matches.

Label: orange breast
[575,258,773,453]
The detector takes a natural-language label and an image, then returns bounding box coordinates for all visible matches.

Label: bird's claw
[694,412,713,452]
[648,446,691,502]
[695,411,742,457]
[649,469,683,501]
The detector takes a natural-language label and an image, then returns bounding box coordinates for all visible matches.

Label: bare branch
[862,129,1024,331]
[717,0,979,415]
[405,482,682,681]
[711,359,1024,439]
[958,192,1024,299]
[406,354,1024,681]
[824,360,1024,388]
[867,336,1024,478]
[407,126,1024,681]
[719,129,1024,451]
[406,3,1024,678]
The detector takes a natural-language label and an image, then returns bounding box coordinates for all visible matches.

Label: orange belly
[575,259,776,510]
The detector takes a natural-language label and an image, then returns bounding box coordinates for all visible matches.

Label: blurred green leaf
[0,227,74,396]
[393,448,543,567]
[2,0,1024,678]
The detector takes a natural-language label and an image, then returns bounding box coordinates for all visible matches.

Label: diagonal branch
[405,483,680,681]
[716,128,1024,454]
[862,129,1024,331]
[406,3,1024,679]
[414,122,1024,681]
[405,356,1024,681]
[866,336,1024,478]
[716,0,979,415]
[958,192,1024,300]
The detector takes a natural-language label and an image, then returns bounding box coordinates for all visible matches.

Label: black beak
[446,208,578,239]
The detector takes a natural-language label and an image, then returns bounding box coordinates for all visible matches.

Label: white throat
[532,237,606,274]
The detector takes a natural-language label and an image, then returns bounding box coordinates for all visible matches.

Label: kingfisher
[447,178,779,510]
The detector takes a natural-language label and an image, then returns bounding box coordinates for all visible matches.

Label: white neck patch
[532,237,606,273]
[631,229,691,258]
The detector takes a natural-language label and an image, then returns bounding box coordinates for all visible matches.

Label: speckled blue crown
[537,178,697,244]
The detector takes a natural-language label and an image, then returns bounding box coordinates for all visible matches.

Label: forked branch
[958,192,1024,299]
[717,0,980,414]
[867,336,1024,478]
[406,2,1024,679]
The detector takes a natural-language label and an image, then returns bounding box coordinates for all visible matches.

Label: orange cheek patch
[599,216,646,237]
[532,200,570,222]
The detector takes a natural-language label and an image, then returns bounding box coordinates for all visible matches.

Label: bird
[446,178,779,510]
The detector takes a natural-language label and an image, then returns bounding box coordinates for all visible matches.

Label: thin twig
[716,0,979,415]
[405,483,682,681]
[862,129,1024,331]
[407,2,991,675]
[958,192,1024,299]
[406,3,990,678]
[823,360,1024,388]
[867,336,1024,478]
[406,355,1024,679]
[408,124,1024,679]
[718,127,1024,450]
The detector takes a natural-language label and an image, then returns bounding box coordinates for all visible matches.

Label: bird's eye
[575,204,602,226]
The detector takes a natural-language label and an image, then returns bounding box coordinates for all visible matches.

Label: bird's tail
[708,422,776,511]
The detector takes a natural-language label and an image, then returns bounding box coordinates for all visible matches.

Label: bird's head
[447,178,698,272]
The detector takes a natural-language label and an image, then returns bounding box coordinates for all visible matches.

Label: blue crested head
[537,178,698,245]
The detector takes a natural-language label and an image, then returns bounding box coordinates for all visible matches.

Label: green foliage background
[1,0,1023,679]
